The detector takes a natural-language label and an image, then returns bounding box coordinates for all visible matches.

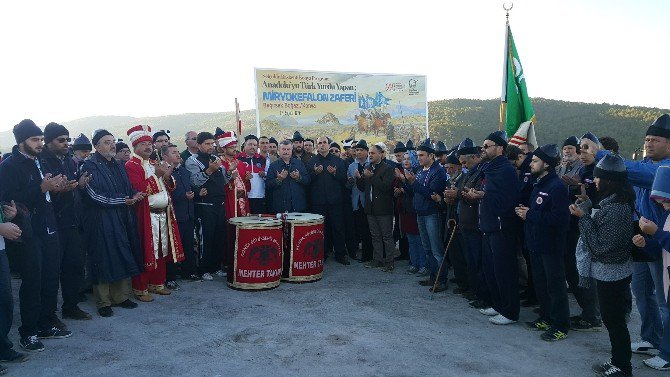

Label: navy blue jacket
[39,147,80,229]
[0,146,57,235]
[79,152,141,283]
[171,165,195,223]
[266,157,310,213]
[523,171,570,254]
[479,155,520,233]
[407,161,447,216]
[305,153,347,206]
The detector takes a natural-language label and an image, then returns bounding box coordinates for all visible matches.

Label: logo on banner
[304,240,323,260]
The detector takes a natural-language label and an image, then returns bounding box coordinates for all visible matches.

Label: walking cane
[431,218,458,301]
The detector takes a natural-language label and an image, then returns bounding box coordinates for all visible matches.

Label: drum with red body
[281,213,324,283]
[227,216,283,290]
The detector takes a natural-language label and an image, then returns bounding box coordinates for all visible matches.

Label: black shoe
[419,279,435,287]
[570,314,582,324]
[19,336,44,352]
[348,253,360,261]
[113,299,138,309]
[463,291,478,301]
[0,364,6,375]
[358,257,372,263]
[592,361,630,377]
[51,317,67,331]
[335,255,350,265]
[62,306,92,320]
[526,318,550,332]
[541,328,568,342]
[98,306,113,317]
[453,286,469,295]
[571,319,603,332]
[37,327,72,339]
[0,349,29,363]
[187,274,202,281]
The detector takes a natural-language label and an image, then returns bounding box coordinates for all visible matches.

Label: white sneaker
[479,307,499,316]
[644,356,670,371]
[201,272,214,281]
[632,340,659,356]
[489,314,516,325]
[215,269,227,277]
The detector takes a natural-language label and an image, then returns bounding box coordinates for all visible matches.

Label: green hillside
[1,98,667,157]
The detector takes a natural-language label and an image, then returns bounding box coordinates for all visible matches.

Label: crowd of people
[1,114,670,376]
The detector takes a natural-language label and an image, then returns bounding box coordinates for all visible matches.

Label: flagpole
[500,2,513,132]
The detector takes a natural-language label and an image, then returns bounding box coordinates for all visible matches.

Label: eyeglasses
[56,137,71,143]
[481,144,496,150]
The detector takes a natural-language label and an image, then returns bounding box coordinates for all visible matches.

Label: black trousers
[59,226,85,310]
[353,207,373,260]
[565,227,601,324]
[447,228,468,289]
[597,276,632,375]
[312,203,346,258]
[530,251,570,332]
[0,250,13,355]
[195,203,226,274]
[462,229,490,303]
[168,220,196,279]
[17,228,61,337]
[343,200,358,258]
[482,229,520,321]
[249,198,266,215]
[394,211,409,260]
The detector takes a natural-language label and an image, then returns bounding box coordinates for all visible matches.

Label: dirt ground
[4,260,662,377]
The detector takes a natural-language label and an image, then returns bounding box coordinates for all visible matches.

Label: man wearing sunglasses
[180,131,199,162]
[40,123,93,322]
[476,131,521,326]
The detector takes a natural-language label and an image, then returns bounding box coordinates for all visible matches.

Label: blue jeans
[631,260,668,347]
[659,302,670,361]
[406,233,426,269]
[417,214,445,284]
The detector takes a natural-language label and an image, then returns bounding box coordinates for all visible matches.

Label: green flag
[500,24,536,139]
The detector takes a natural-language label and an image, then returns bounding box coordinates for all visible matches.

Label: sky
[1,0,668,132]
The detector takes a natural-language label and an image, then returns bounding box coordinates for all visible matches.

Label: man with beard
[80,129,145,317]
[292,131,315,165]
[475,131,521,325]
[185,132,232,281]
[237,135,266,214]
[115,140,131,162]
[152,130,170,161]
[0,119,72,351]
[361,143,396,271]
[268,137,279,160]
[515,144,571,341]
[125,125,184,302]
[306,136,349,265]
[40,122,92,320]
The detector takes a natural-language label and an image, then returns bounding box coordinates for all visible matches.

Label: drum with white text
[281,213,324,283]
[228,216,283,290]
